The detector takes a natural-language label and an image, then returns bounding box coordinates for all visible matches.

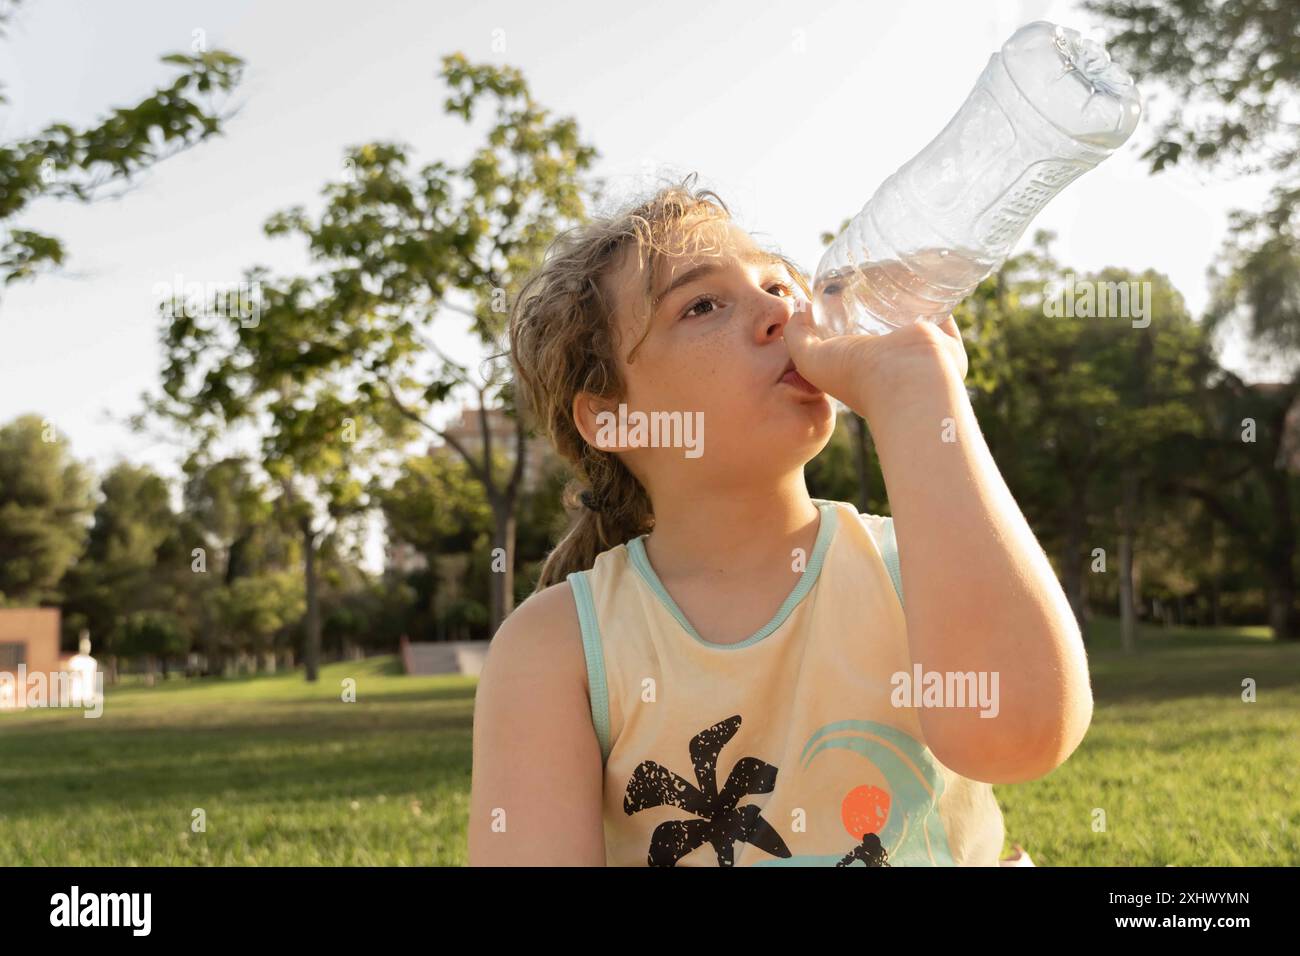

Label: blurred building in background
[0,609,99,710]
[433,404,553,494]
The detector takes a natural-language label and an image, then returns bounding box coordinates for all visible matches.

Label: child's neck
[641,481,821,579]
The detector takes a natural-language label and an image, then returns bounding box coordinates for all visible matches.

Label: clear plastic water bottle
[813,21,1142,337]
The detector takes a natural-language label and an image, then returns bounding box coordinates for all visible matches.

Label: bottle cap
[1001,21,1142,149]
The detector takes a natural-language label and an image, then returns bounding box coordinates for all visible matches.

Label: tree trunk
[489,502,518,637]
[198,599,217,676]
[425,548,441,642]
[1262,458,1298,641]
[1061,478,1088,635]
[1266,565,1298,642]
[1117,469,1139,654]
[303,525,321,681]
[1207,521,1223,627]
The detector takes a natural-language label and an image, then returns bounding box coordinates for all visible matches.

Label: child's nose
[760,294,799,340]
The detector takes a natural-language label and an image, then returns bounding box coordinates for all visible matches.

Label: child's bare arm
[469,582,606,865]
[853,320,1092,784]
[784,312,1092,785]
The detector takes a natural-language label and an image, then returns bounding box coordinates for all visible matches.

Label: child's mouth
[778,368,821,393]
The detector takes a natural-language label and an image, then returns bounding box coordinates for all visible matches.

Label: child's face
[576,221,835,498]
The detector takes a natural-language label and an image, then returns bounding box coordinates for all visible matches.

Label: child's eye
[679,281,795,320]
[680,294,722,319]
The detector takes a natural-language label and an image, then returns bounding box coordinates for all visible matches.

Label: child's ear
[572,391,621,451]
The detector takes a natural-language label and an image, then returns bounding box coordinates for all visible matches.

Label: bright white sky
[0,0,1282,567]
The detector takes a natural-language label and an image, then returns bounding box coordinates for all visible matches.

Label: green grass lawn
[1001,616,1300,866]
[1,616,1296,865]
[0,657,476,865]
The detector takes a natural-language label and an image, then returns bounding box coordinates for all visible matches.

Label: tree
[1085,268,1211,651]
[261,53,599,636]
[151,271,403,681]
[178,456,283,672]
[1084,0,1300,640]
[964,237,1210,645]
[0,414,93,605]
[59,463,181,659]
[211,572,304,673]
[115,610,190,683]
[1155,365,1300,641]
[370,452,491,640]
[323,572,417,656]
[512,451,577,596]
[1082,0,1300,228]
[0,1,245,291]
[182,456,274,583]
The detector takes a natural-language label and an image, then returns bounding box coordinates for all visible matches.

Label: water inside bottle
[812,246,996,337]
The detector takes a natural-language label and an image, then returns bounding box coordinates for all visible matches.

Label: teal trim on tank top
[566,569,611,765]
[878,516,905,610]
[625,498,840,650]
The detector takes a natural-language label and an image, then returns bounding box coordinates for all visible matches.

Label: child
[468,174,1090,866]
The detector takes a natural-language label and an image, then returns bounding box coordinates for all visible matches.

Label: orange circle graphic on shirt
[841,785,891,838]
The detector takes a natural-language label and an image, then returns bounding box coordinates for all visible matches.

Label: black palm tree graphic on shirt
[836,832,891,867]
[623,714,792,866]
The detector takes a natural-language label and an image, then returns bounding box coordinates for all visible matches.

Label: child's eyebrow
[650,250,787,313]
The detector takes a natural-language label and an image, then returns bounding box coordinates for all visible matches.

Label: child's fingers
[783,302,821,361]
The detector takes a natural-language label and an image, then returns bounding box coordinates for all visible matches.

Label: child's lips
[778,368,821,393]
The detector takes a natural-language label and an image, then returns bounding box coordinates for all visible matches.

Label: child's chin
[767,417,836,454]
[783,397,835,428]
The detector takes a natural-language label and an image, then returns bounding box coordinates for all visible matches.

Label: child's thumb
[784,303,820,363]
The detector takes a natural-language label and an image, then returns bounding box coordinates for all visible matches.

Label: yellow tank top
[566,497,1006,867]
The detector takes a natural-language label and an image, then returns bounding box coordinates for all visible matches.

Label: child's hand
[783,303,969,415]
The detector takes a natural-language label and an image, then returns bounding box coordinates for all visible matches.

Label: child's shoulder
[484,579,587,694]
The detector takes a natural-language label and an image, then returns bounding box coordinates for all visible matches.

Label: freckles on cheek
[661,325,738,405]
[696,325,735,375]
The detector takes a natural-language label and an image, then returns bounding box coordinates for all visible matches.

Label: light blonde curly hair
[508,172,811,592]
